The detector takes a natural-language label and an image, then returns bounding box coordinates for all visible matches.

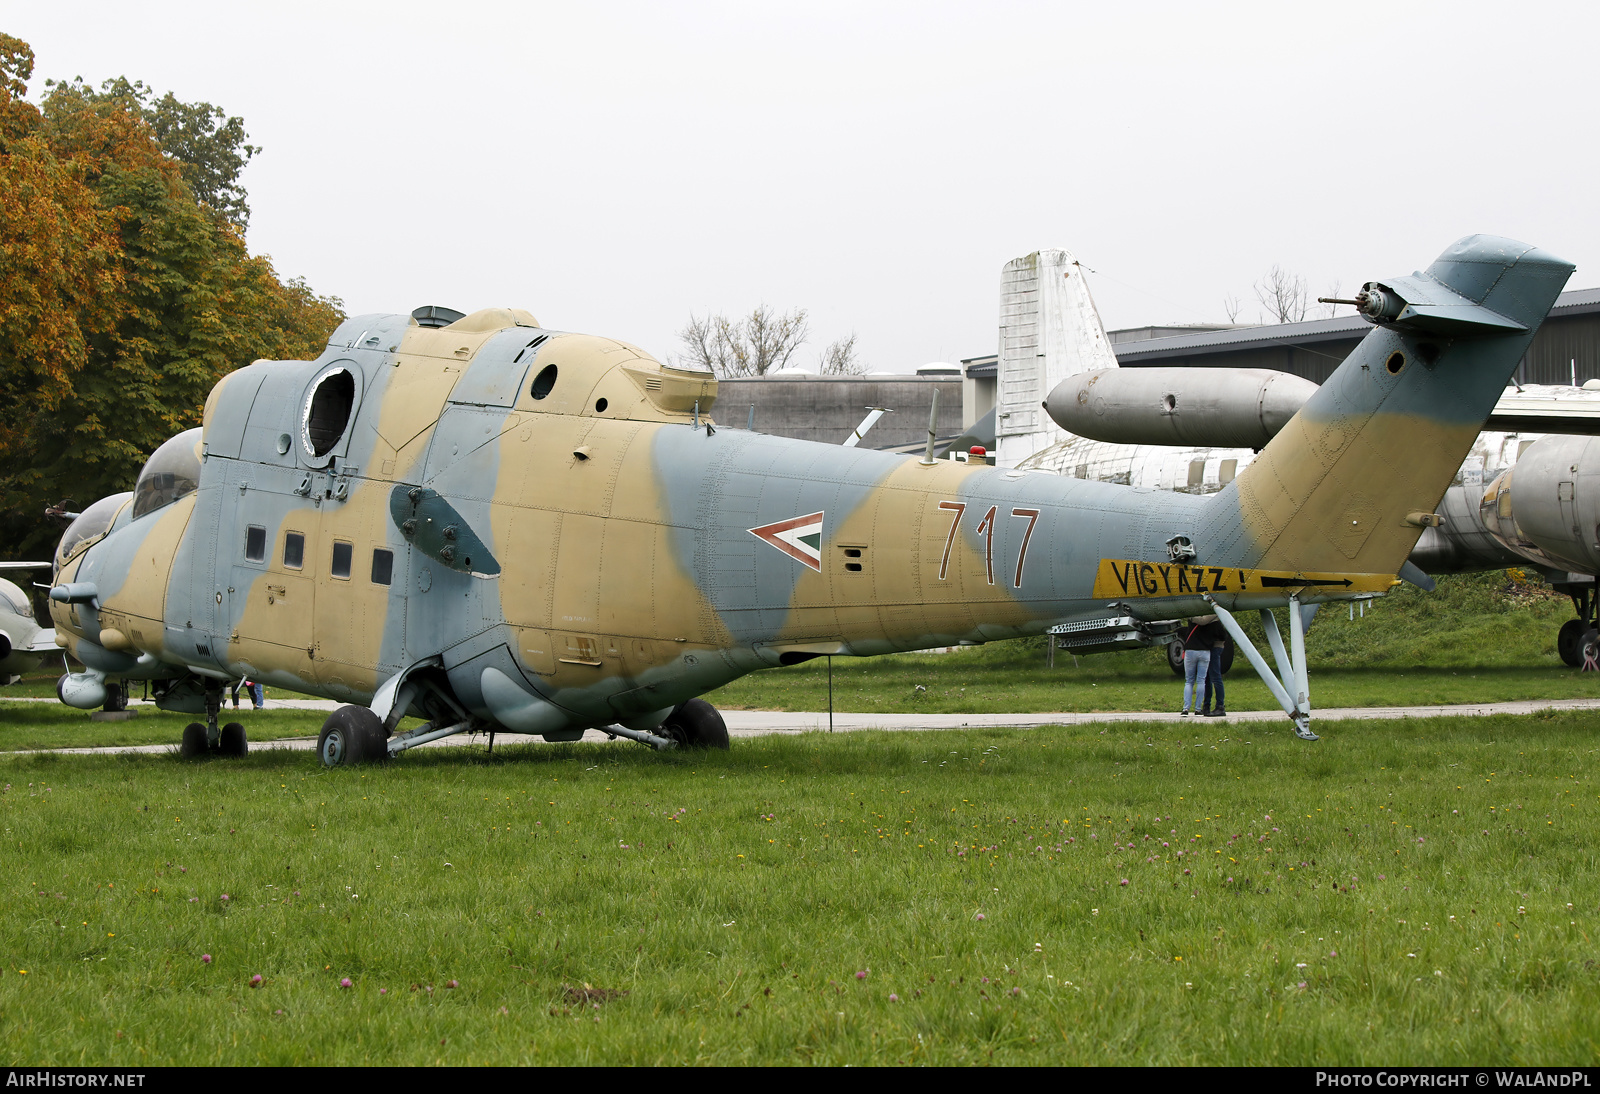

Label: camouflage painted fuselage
[50,236,1574,736]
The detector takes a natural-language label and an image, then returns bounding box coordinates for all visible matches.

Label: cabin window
[283,531,305,570]
[245,525,267,562]
[371,548,394,586]
[331,541,353,580]
[1187,460,1205,490]
[1219,459,1238,485]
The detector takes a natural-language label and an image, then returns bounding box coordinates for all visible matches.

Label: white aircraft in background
[0,563,57,685]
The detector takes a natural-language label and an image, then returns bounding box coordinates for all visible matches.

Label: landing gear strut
[312,689,730,768]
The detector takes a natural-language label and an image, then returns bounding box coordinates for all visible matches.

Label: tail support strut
[1205,594,1321,741]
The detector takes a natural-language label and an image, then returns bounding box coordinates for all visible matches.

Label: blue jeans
[1183,649,1211,712]
[1203,647,1225,711]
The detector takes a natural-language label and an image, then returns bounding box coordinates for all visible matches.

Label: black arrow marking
[1258,576,1354,588]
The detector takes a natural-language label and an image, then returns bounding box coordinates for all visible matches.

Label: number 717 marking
[937,501,1041,588]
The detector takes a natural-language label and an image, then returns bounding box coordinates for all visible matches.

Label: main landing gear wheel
[219,721,248,758]
[317,705,387,767]
[180,722,208,759]
[660,699,730,750]
[1559,619,1584,668]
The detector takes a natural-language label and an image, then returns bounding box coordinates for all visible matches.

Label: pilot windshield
[54,491,134,577]
[132,429,203,521]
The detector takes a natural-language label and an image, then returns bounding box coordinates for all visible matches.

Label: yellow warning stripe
[1091,558,1398,600]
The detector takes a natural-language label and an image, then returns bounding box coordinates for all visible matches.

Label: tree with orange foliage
[0,35,343,556]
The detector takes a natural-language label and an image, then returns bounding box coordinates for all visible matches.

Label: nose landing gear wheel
[180,722,207,758]
[219,721,248,757]
[1582,629,1600,673]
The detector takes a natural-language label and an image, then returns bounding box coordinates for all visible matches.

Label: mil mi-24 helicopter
[46,235,1572,757]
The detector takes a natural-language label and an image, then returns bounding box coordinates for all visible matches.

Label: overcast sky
[8,1,1597,371]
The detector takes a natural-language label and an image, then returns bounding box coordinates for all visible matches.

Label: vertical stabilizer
[995,250,1117,468]
[1198,235,1573,577]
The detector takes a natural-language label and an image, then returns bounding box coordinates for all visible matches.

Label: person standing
[1201,622,1229,717]
[1178,616,1215,716]
[231,676,266,710]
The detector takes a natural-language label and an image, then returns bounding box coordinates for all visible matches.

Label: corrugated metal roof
[1552,286,1600,312]
[1111,315,1369,361]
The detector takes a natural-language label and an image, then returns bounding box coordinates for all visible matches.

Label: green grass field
[2,713,1598,1065]
[1,569,1595,1064]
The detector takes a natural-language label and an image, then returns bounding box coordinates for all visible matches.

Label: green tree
[0,38,343,557]
[44,74,259,229]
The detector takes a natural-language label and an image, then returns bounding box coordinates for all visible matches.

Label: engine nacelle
[1480,433,1600,574]
[1043,367,1318,449]
[56,670,107,710]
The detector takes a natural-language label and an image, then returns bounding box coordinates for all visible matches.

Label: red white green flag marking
[748,512,825,572]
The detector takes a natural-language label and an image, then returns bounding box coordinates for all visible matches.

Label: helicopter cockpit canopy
[132,428,203,521]
[54,491,134,578]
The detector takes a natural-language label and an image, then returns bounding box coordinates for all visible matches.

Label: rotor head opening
[303,368,356,457]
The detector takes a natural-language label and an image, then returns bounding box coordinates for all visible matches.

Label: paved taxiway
[5,696,1600,756]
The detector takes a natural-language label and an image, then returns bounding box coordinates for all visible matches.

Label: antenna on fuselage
[921,389,941,465]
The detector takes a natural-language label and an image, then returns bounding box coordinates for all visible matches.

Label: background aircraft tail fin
[1197,235,1574,578]
[995,250,1117,467]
